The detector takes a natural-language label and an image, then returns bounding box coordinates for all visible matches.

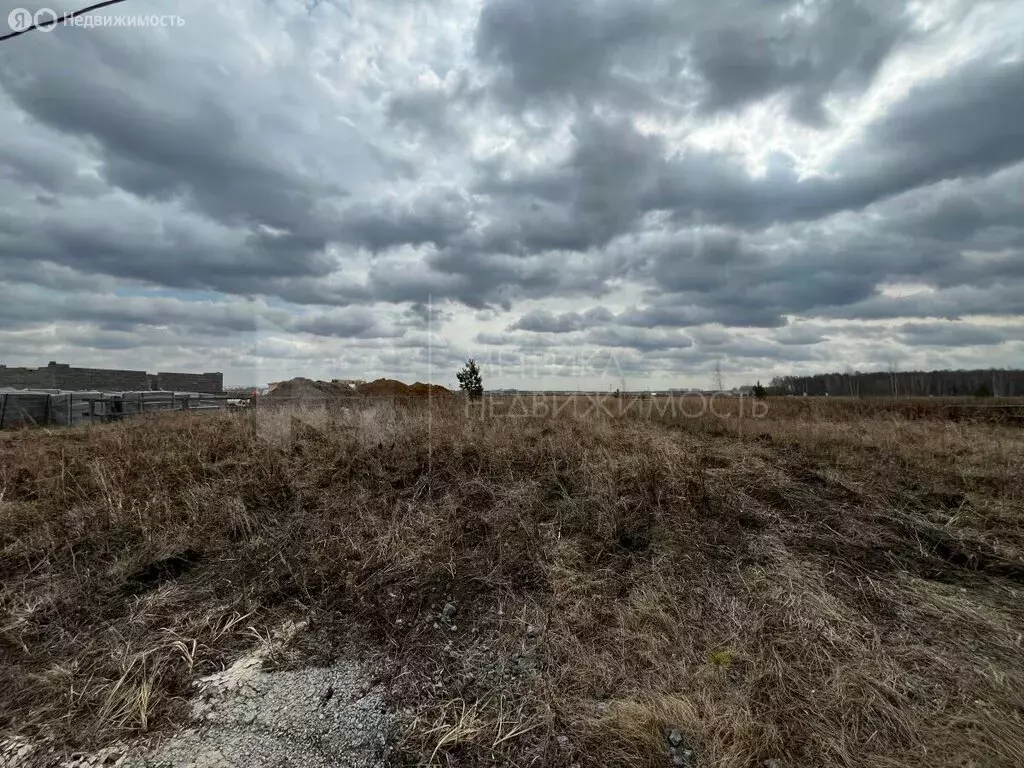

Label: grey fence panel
[49,393,73,427]
[0,393,51,428]
[70,392,103,426]
[0,390,232,429]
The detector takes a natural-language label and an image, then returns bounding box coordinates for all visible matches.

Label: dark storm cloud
[690,337,822,363]
[631,219,1024,328]
[494,310,828,365]
[470,56,1024,262]
[822,284,1024,322]
[0,12,391,300]
[889,193,988,242]
[474,325,825,371]
[0,135,104,196]
[616,299,790,330]
[0,282,406,341]
[474,118,664,252]
[0,259,111,294]
[388,89,453,136]
[0,204,337,292]
[830,59,1024,201]
[402,302,454,330]
[691,0,912,124]
[386,75,482,142]
[339,190,473,252]
[406,247,620,309]
[585,327,694,352]
[649,148,1024,324]
[289,309,403,339]
[0,44,352,236]
[476,0,914,123]
[617,224,882,328]
[475,0,676,110]
[0,284,282,335]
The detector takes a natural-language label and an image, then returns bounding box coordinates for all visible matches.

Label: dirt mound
[267,378,335,400]
[356,378,411,397]
[267,377,452,400]
[356,379,451,397]
[409,382,453,397]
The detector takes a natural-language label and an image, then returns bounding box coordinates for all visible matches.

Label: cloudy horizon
[1,0,1023,390]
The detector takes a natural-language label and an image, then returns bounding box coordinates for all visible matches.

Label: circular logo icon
[6,7,58,32]
[34,7,59,31]
[7,8,32,32]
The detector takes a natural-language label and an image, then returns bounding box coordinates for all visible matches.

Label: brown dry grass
[1,400,1023,766]
[483,393,1024,424]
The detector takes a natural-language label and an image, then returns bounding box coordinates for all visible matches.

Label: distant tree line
[768,369,1024,397]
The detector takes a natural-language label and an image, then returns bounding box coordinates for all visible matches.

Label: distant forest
[768,369,1024,397]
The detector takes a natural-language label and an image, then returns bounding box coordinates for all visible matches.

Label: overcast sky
[1,0,1023,389]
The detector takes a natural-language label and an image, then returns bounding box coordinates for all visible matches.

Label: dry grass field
[2,397,1023,766]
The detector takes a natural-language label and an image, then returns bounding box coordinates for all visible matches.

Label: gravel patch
[4,625,394,768]
[124,660,393,768]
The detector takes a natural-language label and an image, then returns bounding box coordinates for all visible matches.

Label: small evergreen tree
[456,358,484,400]
[752,380,767,399]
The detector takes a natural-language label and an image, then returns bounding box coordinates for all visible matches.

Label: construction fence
[0,390,234,429]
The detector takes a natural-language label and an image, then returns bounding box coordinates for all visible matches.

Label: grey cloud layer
[1,0,1023,382]
[476,0,915,123]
